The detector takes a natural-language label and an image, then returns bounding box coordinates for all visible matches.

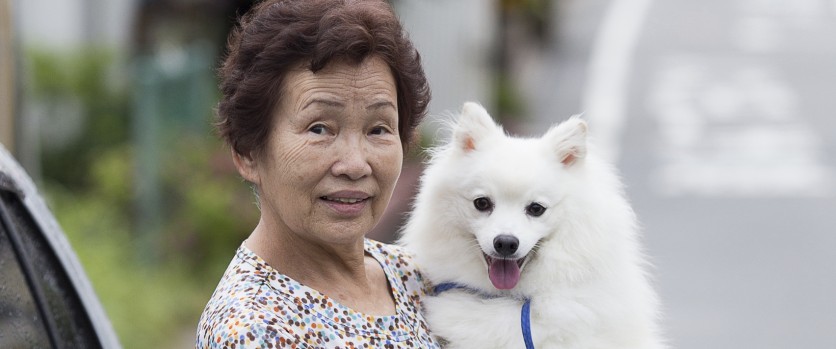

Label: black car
[0,144,121,348]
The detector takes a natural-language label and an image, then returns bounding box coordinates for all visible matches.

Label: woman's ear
[231,149,261,185]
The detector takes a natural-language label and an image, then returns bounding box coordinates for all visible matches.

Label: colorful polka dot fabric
[196,239,441,348]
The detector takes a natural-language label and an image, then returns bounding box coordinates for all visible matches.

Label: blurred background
[1,0,835,348]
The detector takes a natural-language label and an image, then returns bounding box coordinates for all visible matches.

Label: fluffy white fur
[399,102,665,349]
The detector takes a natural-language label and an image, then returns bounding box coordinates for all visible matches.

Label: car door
[0,145,121,348]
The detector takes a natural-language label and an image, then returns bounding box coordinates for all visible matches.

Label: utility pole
[0,0,15,154]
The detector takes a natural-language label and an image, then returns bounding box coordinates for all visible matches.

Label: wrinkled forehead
[278,57,397,112]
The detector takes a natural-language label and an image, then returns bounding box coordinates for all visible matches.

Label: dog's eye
[526,203,546,217]
[473,197,494,212]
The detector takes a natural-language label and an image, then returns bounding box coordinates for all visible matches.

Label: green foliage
[46,138,256,348]
[53,200,204,347]
[157,135,258,279]
[494,74,527,122]
[29,47,258,347]
[47,146,203,348]
[26,48,130,188]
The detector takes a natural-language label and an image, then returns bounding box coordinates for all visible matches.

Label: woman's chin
[311,213,378,244]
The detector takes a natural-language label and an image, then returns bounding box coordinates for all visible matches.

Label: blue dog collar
[433,282,535,349]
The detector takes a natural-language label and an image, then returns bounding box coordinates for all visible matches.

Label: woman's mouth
[321,196,367,204]
[320,192,371,216]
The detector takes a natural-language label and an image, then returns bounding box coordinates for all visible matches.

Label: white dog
[399,102,665,349]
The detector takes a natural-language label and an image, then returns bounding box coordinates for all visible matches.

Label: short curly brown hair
[216,0,431,156]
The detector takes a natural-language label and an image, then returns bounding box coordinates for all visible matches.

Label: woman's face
[237,56,403,246]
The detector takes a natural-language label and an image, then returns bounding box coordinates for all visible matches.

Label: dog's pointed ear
[545,115,588,166]
[453,102,500,153]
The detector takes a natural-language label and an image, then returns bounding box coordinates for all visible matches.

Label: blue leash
[520,298,534,349]
[433,283,535,349]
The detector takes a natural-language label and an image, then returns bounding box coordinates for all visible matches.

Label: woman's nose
[331,136,372,180]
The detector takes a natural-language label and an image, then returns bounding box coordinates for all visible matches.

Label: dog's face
[433,103,588,290]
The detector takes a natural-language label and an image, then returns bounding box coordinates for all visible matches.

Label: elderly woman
[196,0,438,347]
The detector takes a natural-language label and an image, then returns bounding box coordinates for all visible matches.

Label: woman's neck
[245,219,396,315]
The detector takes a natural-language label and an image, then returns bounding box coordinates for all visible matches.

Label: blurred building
[1,1,14,153]
[18,0,135,50]
[395,0,495,123]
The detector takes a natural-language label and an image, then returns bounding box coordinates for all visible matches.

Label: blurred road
[523,0,836,348]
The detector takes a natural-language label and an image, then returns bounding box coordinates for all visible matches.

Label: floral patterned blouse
[196,239,441,348]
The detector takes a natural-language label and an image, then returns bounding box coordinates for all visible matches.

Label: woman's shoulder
[364,238,419,271]
[364,238,429,295]
[196,245,304,348]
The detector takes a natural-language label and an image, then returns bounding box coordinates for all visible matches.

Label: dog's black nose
[493,235,519,257]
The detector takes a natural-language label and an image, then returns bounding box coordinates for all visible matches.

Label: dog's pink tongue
[488,259,521,289]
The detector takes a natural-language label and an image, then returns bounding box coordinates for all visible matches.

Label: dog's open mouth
[483,254,526,290]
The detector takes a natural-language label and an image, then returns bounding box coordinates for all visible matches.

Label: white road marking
[647,59,834,197]
[738,0,828,17]
[581,0,654,164]
[731,16,782,53]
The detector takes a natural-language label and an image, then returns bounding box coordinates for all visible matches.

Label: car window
[0,203,51,347]
[0,188,102,348]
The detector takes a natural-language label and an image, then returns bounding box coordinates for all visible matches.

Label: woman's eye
[370,126,389,135]
[309,124,327,135]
